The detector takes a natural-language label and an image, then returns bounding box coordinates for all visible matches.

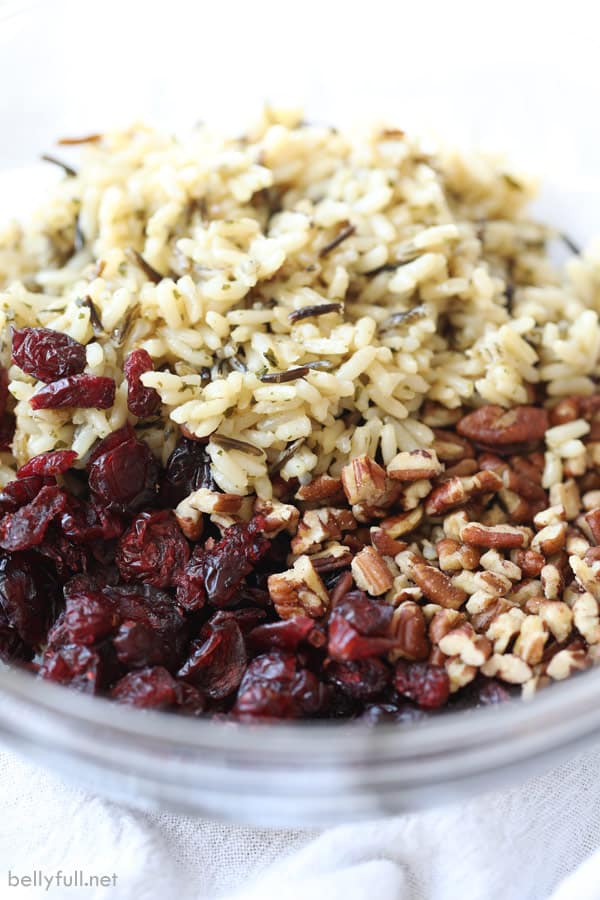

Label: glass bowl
[1,0,600,827]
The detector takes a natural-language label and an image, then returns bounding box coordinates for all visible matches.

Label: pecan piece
[538,600,573,643]
[380,506,423,539]
[291,507,357,555]
[267,555,329,619]
[513,615,548,665]
[439,623,492,666]
[351,546,394,596]
[370,527,407,557]
[457,404,548,452]
[389,601,430,661]
[486,608,526,653]
[460,522,530,549]
[340,455,400,520]
[481,652,532,684]
[411,562,467,610]
[387,448,443,481]
[436,538,481,572]
[511,548,545,578]
[531,521,567,556]
[295,475,345,504]
[546,645,590,680]
[431,428,474,461]
[175,488,246,540]
[428,608,466,644]
[585,508,600,544]
[425,470,502,516]
[573,592,600,644]
[309,542,353,573]
[254,498,299,537]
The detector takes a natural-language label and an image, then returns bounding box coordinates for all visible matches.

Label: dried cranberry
[0,413,15,452]
[393,661,450,709]
[64,588,119,645]
[174,681,206,716]
[88,424,135,465]
[106,583,187,671]
[0,608,34,663]
[11,326,87,383]
[235,651,328,719]
[163,438,216,505]
[115,511,189,588]
[247,617,319,653]
[177,517,270,611]
[325,658,389,701]
[30,374,116,410]
[328,615,399,662]
[111,666,178,709]
[334,592,394,635]
[0,553,61,649]
[124,348,161,418]
[0,485,67,551]
[39,644,108,693]
[88,437,159,512]
[17,450,77,479]
[35,527,89,576]
[60,497,124,544]
[178,611,246,699]
[0,367,8,417]
[227,607,268,634]
[46,611,69,650]
[475,678,512,706]
[0,475,49,515]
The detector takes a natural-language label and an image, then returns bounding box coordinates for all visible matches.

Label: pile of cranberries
[0,326,509,721]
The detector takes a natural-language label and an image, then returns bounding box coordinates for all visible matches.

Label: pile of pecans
[174,397,600,712]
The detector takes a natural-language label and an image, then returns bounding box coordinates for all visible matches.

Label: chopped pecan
[533,505,566,529]
[585,508,600,544]
[570,554,600,600]
[540,562,565,600]
[470,597,515,633]
[457,404,548,452]
[387,448,443,481]
[460,522,531,549]
[486,608,526,653]
[546,645,590,680]
[431,428,475,461]
[531,521,567,556]
[480,549,521,581]
[436,538,481,572]
[511,548,545,578]
[513,615,548,665]
[428,608,467,644]
[388,602,430,661]
[429,646,448,667]
[538,600,573,643]
[442,509,470,540]
[291,507,357,555]
[549,480,581,520]
[254,498,299,537]
[267,555,329,619]
[445,657,477,692]
[397,479,432,512]
[481,652,532,684]
[175,488,247,540]
[379,506,424,539]
[370,527,407,557]
[309,542,353,573]
[295,474,346,504]
[440,459,479,480]
[410,562,467,610]
[509,578,544,605]
[439,623,492,666]
[340,455,400,520]
[351,546,394,596]
[425,470,502,516]
[572,592,600,644]
[583,491,600,511]
[549,396,580,426]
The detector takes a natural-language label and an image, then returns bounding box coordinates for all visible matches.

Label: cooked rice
[1,107,600,495]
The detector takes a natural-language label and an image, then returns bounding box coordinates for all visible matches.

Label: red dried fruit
[0,413,15,452]
[88,437,159,512]
[60,497,124,544]
[115,510,189,588]
[328,615,399,662]
[235,651,328,719]
[39,644,108,693]
[0,475,49,516]
[0,367,8,417]
[334,591,394,636]
[106,583,187,671]
[163,437,217,505]
[177,517,270,611]
[393,660,450,709]
[17,449,77,479]
[246,616,318,653]
[11,326,87,383]
[111,666,179,709]
[64,588,119,645]
[174,681,206,716]
[30,374,116,410]
[124,348,161,418]
[88,424,135,465]
[0,608,33,663]
[0,485,67,552]
[325,657,389,700]
[35,527,89,576]
[177,611,246,699]
[476,678,512,706]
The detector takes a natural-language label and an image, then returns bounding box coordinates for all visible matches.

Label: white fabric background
[3,744,600,900]
[2,1,600,899]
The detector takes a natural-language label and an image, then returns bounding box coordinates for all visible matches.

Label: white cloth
[2,746,600,900]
